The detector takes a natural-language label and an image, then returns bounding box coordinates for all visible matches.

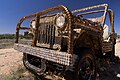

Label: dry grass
[0,64,35,80]
[0,39,32,49]
[0,39,15,49]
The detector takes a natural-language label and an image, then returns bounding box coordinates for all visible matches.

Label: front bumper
[14,43,73,66]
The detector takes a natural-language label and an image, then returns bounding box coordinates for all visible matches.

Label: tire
[105,45,115,62]
[75,52,96,80]
[111,45,115,61]
[23,53,42,71]
[23,53,46,80]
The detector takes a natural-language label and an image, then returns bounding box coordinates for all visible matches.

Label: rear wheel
[105,45,115,62]
[111,45,115,61]
[76,53,96,80]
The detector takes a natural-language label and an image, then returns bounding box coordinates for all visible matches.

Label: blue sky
[0,0,120,34]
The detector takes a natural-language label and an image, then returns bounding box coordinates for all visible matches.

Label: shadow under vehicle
[14,4,117,80]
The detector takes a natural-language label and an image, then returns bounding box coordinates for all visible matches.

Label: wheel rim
[79,57,95,80]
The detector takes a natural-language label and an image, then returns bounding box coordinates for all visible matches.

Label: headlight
[30,20,36,29]
[55,14,66,29]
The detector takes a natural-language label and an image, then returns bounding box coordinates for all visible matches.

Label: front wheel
[76,53,96,80]
[23,53,46,80]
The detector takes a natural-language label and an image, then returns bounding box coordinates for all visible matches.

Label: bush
[0,34,15,39]
[117,35,120,39]
[0,34,26,39]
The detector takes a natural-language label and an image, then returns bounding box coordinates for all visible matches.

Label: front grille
[37,15,56,48]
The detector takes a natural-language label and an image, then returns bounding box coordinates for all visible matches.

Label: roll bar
[72,4,108,26]
[77,9,114,33]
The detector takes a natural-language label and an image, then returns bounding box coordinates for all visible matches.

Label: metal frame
[72,4,108,26]
[76,9,115,33]
[15,5,73,55]
[15,4,114,55]
[14,4,116,74]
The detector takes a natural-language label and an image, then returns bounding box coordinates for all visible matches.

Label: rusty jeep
[14,4,116,80]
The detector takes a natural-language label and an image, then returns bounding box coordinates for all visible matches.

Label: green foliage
[0,34,15,39]
[19,34,25,39]
[0,34,25,39]
[117,35,120,39]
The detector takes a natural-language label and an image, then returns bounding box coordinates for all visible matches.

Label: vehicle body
[14,4,116,80]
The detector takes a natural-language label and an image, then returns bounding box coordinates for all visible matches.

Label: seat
[103,24,109,40]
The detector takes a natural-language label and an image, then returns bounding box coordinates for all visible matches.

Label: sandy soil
[0,48,22,75]
[115,42,120,57]
[0,42,120,80]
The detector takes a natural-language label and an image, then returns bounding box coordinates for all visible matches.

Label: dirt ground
[0,48,22,75]
[0,42,120,80]
[115,42,120,57]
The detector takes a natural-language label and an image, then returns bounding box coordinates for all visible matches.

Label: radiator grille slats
[38,20,55,48]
